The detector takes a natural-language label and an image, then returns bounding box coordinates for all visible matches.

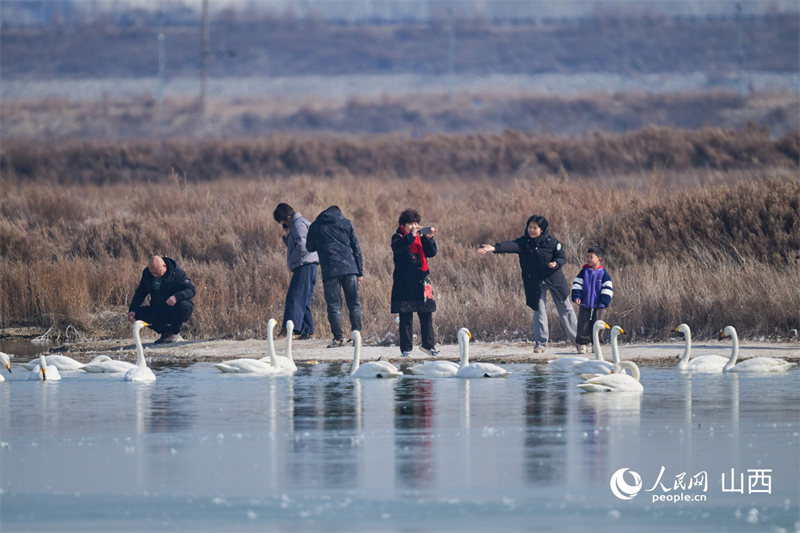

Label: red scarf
[400,227,428,272]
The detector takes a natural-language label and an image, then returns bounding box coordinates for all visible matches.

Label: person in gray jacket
[307,206,364,348]
[274,203,319,339]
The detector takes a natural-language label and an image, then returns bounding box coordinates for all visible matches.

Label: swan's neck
[285,333,293,362]
[459,335,469,367]
[626,362,641,382]
[592,324,604,361]
[40,354,47,370]
[351,337,361,375]
[610,330,620,364]
[677,330,692,369]
[267,326,278,366]
[724,331,739,371]
[134,327,146,367]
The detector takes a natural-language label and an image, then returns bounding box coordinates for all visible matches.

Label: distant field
[1,88,798,139]
[2,15,797,79]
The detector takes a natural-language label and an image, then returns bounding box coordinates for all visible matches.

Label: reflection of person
[274,203,319,339]
[572,246,613,353]
[478,215,577,353]
[128,255,196,344]
[391,209,439,357]
[306,206,364,348]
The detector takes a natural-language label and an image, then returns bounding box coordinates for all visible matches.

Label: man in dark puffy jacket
[128,256,196,344]
[479,215,578,353]
[307,206,363,348]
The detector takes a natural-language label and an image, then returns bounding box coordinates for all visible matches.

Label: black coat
[390,228,437,313]
[493,218,570,309]
[129,257,196,311]
[306,207,363,281]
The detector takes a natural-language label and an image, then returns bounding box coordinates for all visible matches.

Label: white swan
[572,321,616,375]
[21,354,112,372]
[578,361,643,393]
[214,319,287,374]
[29,354,62,381]
[456,328,511,378]
[350,330,402,378]
[721,326,796,373]
[0,351,11,382]
[269,319,298,372]
[674,324,728,372]
[124,321,156,382]
[408,331,461,377]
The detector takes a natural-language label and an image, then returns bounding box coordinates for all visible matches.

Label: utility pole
[736,3,745,95]
[447,7,455,103]
[200,0,210,115]
[156,2,166,167]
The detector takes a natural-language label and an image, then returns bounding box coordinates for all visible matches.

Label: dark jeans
[323,274,362,341]
[399,312,435,354]
[576,307,606,346]
[132,300,194,335]
[284,263,317,335]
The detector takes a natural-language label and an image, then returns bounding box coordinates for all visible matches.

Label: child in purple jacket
[571,246,613,353]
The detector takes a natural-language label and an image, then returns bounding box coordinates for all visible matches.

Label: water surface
[1,363,797,532]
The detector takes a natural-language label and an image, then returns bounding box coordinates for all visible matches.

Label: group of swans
[215,319,297,374]
[676,324,795,373]
[543,320,797,394]
[407,328,510,378]
[5,318,793,387]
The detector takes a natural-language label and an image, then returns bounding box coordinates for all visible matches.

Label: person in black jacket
[391,208,439,357]
[479,215,578,353]
[306,206,364,348]
[127,256,196,344]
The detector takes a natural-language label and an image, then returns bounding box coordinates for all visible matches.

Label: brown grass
[1,126,797,184]
[1,172,798,344]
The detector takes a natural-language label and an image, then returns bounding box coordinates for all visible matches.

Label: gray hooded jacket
[282,213,319,271]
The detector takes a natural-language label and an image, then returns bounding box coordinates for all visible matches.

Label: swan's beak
[142,322,149,327]
[5,363,10,372]
[673,326,680,332]
[604,323,611,329]
[719,331,727,340]
[467,332,472,339]
[618,328,625,335]
[41,367,46,380]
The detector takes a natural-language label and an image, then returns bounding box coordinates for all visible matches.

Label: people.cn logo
[610,468,643,500]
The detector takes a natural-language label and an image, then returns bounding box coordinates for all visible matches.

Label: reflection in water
[1,364,798,532]
[524,374,569,487]
[394,378,435,491]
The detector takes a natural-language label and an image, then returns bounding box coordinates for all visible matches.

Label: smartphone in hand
[420,227,432,235]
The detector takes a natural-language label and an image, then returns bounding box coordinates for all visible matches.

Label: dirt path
[14,335,800,366]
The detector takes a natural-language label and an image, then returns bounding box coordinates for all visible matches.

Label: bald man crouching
[127,256,196,344]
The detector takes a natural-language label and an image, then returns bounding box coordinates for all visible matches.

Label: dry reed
[1,173,798,343]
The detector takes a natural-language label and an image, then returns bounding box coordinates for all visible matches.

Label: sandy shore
[11,334,800,366]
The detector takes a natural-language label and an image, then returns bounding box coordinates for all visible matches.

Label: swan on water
[408,330,462,377]
[721,326,796,373]
[578,361,643,393]
[571,321,616,375]
[21,355,112,372]
[29,354,62,381]
[214,318,288,374]
[674,324,728,372]
[124,321,156,382]
[268,319,298,372]
[456,328,511,378]
[0,352,11,382]
[350,330,402,378]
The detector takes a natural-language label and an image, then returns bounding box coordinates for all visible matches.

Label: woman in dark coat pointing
[391,208,439,357]
[479,215,578,354]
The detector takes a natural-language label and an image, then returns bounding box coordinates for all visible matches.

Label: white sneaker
[534,347,545,354]
[578,345,588,354]
[420,346,440,357]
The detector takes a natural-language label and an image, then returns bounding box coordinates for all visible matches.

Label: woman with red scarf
[391,208,439,357]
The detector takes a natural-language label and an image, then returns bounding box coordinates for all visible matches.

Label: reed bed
[1,173,797,344]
